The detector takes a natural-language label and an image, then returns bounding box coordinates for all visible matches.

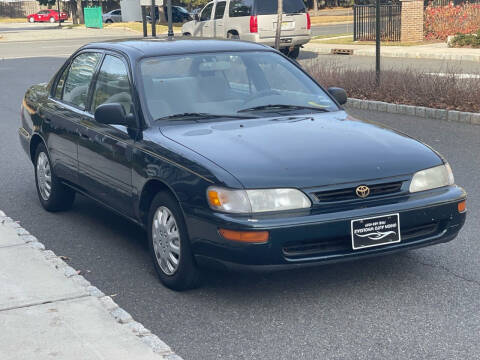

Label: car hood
[159,111,443,189]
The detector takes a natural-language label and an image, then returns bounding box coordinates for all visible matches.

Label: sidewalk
[304,41,480,62]
[0,210,182,360]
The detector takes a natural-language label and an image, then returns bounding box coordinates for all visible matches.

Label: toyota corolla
[19,39,467,290]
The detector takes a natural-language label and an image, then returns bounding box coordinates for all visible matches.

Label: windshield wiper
[237,104,331,113]
[154,112,254,121]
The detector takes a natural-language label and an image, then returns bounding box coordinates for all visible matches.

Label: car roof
[81,38,272,60]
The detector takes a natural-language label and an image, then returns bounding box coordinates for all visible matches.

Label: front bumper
[184,185,466,271]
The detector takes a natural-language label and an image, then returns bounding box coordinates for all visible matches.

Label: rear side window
[229,0,253,17]
[200,3,214,21]
[255,0,306,15]
[214,2,226,19]
[62,52,102,109]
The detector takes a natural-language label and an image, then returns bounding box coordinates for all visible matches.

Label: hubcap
[36,152,52,201]
[152,206,181,275]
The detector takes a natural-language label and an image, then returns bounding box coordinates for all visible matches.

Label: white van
[182,0,311,58]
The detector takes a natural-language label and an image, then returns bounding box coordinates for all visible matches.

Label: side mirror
[328,87,348,105]
[194,13,199,21]
[94,103,133,127]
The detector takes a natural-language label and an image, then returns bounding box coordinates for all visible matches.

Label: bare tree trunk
[274,0,283,50]
[76,0,84,24]
[313,0,318,16]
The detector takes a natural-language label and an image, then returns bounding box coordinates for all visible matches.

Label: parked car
[182,0,311,59]
[147,5,193,24]
[19,39,466,290]
[27,9,68,23]
[102,9,122,23]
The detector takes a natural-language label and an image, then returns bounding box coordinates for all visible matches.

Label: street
[1,39,480,359]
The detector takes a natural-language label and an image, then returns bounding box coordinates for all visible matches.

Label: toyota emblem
[356,185,370,199]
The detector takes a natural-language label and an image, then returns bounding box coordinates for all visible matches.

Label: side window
[229,0,253,17]
[91,55,132,115]
[54,65,69,99]
[214,2,226,19]
[62,52,102,109]
[200,3,213,21]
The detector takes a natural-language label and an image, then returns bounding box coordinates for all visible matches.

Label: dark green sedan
[19,39,466,290]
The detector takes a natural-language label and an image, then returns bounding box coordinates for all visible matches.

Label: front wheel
[148,192,201,291]
[106,19,113,23]
[28,17,35,23]
[34,143,75,212]
[227,32,240,40]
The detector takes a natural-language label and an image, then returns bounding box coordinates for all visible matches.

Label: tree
[36,0,56,7]
[275,0,283,50]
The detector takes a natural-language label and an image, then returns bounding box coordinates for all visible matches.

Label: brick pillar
[400,0,424,42]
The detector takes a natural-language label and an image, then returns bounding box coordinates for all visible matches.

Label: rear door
[255,0,308,40]
[212,1,227,38]
[42,52,102,183]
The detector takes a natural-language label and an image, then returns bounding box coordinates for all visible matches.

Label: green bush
[450,29,480,48]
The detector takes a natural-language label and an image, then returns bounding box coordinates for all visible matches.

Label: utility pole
[57,0,61,28]
[150,0,156,37]
[375,0,381,86]
[167,0,173,38]
[275,0,283,50]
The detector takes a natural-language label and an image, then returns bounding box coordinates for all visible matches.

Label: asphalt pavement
[1,53,480,359]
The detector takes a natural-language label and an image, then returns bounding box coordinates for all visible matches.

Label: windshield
[140,51,338,121]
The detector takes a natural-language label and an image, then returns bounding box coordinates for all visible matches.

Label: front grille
[314,181,404,203]
[282,221,441,258]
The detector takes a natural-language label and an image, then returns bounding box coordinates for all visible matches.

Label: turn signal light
[458,200,466,213]
[219,229,269,243]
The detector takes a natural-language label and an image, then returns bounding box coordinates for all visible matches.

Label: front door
[195,2,214,37]
[77,54,136,217]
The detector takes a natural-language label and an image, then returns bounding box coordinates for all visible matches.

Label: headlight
[207,187,311,213]
[409,164,454,193]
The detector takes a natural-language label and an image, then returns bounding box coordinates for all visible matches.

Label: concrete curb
[0,210,182,360]
[346,98,480,126]
[305,44,480,62]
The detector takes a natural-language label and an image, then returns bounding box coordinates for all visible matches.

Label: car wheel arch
[29,134,46,163]
[227,30,239,37]
[138,178,185,226]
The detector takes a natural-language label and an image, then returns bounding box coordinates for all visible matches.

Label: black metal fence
[353,4,402,42]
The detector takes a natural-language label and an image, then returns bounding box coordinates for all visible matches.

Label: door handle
[44,118,52,124]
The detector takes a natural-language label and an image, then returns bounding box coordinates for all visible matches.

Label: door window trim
[50,50,104,112]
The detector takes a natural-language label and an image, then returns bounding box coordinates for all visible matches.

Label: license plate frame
[351,213,401,250]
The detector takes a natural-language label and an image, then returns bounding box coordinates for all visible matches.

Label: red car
[27,10,68,23]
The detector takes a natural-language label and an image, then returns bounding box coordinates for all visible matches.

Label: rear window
[255,0,306,15]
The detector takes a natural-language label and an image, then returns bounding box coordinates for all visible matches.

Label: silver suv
[182,0,311,58]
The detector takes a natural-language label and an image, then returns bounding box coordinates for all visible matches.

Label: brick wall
[400,0,424,42]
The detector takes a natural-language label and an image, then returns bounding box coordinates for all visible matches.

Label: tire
[34,143,75,212]
[147,191,200,291]
[29,17,35,23]
[288,46,300,59]
[183,32,191,37]
[106,19,113,23]
[227,32,240,40]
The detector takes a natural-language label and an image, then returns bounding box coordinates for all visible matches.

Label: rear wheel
[288,46,300,59]
[227,32,239,40]
[34,143,75,212]
[49,17,55,23]
[147,192,201,291]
